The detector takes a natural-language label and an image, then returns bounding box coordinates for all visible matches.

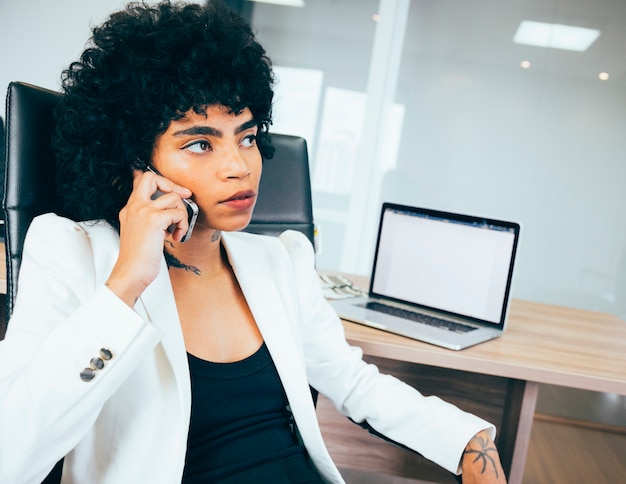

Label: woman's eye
[241,134,257,148]
[185,140,211,153]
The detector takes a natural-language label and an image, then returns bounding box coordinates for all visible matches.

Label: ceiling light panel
[513,20,601,52]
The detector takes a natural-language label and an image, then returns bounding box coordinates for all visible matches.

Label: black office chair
[3,83,62,319]
[3,81,314,318]
[0,115,4,338]
[0,115,5,224]
[244,134,314,244]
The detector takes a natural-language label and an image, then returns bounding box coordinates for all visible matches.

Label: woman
[0,2,506,483]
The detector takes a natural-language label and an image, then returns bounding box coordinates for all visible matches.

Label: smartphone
[144,165,199,242]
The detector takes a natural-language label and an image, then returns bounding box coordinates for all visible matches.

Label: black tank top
[182,342,307,482]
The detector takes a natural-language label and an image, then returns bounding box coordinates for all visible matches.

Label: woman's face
[151,105,262,234]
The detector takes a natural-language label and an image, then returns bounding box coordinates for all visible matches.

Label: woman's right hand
[105,169,192,307]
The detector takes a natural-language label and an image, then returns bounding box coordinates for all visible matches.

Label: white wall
[0,0,170,115]
[386,59,626,316]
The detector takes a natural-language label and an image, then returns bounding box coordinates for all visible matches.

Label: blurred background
[2,0,625,322]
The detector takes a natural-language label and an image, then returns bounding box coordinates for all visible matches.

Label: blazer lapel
[136,258,192,416]
[221,233,306,378]
[222,233,325,452]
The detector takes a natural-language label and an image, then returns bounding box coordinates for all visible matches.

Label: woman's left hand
[461,430,507,483]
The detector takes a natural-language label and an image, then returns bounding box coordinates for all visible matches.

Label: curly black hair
[53,0,274,228]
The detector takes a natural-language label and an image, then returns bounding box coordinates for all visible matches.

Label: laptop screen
[370,203,520,326]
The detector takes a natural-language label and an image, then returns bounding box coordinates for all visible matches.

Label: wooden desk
[317,274,626,483]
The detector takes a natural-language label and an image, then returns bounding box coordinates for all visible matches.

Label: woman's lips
[220,190,256,210]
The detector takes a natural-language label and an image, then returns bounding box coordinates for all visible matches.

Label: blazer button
[80,367,96,382]
[90,357,105,370]
[100,348,113,360]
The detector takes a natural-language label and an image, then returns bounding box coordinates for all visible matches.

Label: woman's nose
[220,148,250,179]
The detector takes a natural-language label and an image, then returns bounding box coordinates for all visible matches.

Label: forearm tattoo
[463,434,499,478]
[163,250,201,276]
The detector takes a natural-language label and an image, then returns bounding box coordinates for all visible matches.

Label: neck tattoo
[211,230,222,243]
[163,250,202,276]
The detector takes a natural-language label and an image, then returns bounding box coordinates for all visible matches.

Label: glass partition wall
[251,0,382,272]
[250,0,626,322]
[391,0,626,321]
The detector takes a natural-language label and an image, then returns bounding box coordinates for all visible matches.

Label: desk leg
[498,380,539,484]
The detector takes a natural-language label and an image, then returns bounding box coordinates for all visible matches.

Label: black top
[182,342,306,482]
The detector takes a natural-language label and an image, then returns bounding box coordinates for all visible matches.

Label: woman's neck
[163,229,228,278]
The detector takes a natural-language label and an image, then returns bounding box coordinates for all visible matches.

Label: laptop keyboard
[361,301,478,334]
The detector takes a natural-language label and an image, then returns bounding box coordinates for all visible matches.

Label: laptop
[330,203,521,350]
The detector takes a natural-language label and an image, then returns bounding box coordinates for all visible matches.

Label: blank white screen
[372,210,515,324]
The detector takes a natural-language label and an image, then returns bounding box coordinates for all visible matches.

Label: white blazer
[0,213,494,483]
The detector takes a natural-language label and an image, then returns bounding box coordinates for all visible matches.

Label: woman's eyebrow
[235,118,258,134]
[172,118,258,138]
[173,126,220,137]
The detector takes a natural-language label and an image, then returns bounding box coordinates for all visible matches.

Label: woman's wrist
[105,272,146,308]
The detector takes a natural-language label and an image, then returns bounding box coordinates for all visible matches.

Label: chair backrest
[3,81,314,320]
[3,82,62,318]
[0,115,5,222]
[243,134,314,244]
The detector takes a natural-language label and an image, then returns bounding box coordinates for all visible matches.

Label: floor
[522,414,626,483]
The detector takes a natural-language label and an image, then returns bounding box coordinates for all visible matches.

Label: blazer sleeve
[0,214,162,483]
[278,230,496,475]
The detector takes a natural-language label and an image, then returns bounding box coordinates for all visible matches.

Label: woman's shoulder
[27,213,114,237]
[223,230,315,281]
[224,230,313,258]
[24,214,118,262]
